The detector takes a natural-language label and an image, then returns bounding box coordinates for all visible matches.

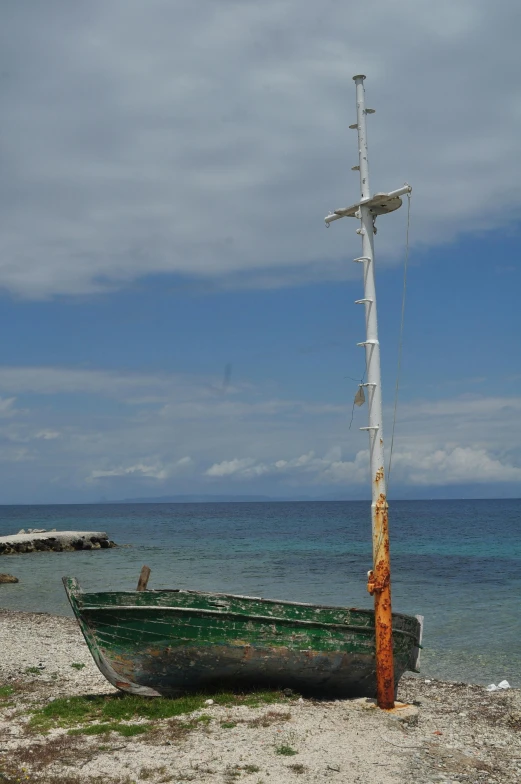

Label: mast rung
[357,339,378,346]
[355,298,373,304]
[361,382,376,387]
[353,256,370,263]
[360,426,379,431]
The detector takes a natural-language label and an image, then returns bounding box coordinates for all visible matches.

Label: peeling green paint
[63,577,421,699]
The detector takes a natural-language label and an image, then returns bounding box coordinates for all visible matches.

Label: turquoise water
[0,499,519,687]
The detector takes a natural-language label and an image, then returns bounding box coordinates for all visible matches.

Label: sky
[0,0,520,503]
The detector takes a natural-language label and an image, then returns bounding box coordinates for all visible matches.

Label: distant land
[106,485,521,504]
[114,494,314,504]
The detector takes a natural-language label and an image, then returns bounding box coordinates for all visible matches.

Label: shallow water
[0,499,519,686]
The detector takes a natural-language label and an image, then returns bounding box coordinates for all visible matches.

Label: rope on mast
[387,191,412,490]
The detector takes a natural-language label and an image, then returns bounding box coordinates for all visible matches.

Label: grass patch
[140,767,168,780]
[0,680,35,708]
[287,763,307,774]
[219,710,291,732]
[223,764,260,781]
[25,666,42,675]
[247,710,291,728]
[144,714,213,745]
[68,721,151,737]
[29,689,288,732]
[224,766,242,781]
[275,744,298,756]
[70,662,86,671]
[15,734,93,769]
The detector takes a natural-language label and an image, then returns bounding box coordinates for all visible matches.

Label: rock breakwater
[0,530,116,555]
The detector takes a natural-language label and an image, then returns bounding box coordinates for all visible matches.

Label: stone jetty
[0,530,116,555]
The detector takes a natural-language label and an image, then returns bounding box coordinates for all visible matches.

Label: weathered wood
[136,565,151,592]
[63,576,422,699]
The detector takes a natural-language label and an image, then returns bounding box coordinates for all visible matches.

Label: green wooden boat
[63,576,422,698]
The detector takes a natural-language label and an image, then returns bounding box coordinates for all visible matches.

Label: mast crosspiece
[324,74,412,710]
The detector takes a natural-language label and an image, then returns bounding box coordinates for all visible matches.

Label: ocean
[0,499,519,687]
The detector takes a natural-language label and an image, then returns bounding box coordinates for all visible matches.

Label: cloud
[206,444,521,487]
[88,456,194,482]
[206,458,258,477]
[1,1,521,298]
[205,449,370,485]
[0,397,18,418]
[0,365,243,405]
[391,446,521,486]
[0,363,519,500]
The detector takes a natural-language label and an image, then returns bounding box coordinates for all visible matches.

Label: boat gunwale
[77,587,419,626]
[78,603,421,642]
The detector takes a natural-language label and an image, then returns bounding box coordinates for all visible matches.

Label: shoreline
[1,608,520,783]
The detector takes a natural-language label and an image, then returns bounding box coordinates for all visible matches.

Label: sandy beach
[0,609,520,783]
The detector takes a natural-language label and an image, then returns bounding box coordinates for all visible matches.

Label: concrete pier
[0,531,116,555]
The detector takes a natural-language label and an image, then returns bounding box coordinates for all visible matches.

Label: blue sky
[0,0,520,503]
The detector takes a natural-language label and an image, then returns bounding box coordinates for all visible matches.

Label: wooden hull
[63,577,422,699]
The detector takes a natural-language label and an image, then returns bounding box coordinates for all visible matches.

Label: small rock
[0,573,19,584]
[17,529,26,535]
[205,699,214,705]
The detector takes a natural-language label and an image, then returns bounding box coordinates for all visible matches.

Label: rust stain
[371,491,395,709]
[115,681,131,689]
[374,466,384,483]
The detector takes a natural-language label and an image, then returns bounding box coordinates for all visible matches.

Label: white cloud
[1,1,521,297]
[89,456,194,482]
[205,449,369,485]
[391,446,521,486]
[205,444,521,488]
[0,364,519,500]
[89,463,169,480]
[0,397,19,418]
[206,458,256,477]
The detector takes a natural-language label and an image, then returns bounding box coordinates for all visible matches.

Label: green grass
[70,662,86,671]
[221,721,237,729]
[0,685,14,699]
[275,744,298,756]
[25,666,41,675]
[29,689,288,733]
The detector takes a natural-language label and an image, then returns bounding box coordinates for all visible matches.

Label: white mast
[325,75,411,710]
